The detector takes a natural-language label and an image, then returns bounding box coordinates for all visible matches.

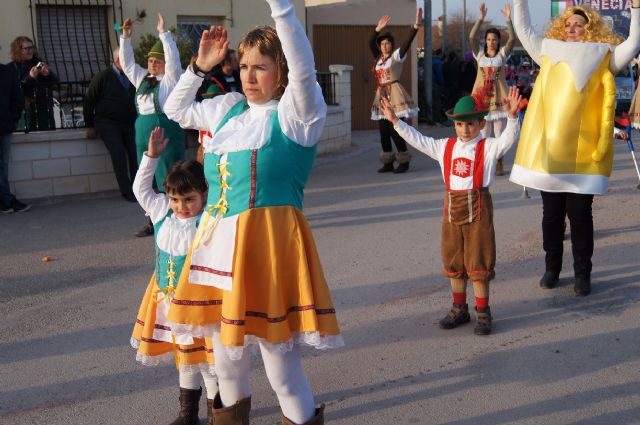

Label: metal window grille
[316,71,338,106]
[177,16,224,56]
[22,0,123,132]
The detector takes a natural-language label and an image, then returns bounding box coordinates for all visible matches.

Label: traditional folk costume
[130,154,218,425]
[628,55,640,129]
[393,95,520,334]
[511,0,640,294]
[120,33,185,189]
[370,25,419,173]
[469,17,515,175]
[164,0,341,423]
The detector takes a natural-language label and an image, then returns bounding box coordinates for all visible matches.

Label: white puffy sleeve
[132,154,170,224]
[268,0,327,147]
[513,0,543,65]
[119,37,148,88]
[610,8,640,74]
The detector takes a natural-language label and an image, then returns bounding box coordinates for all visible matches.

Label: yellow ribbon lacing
[151,255,181,369]
[193,161,232,250]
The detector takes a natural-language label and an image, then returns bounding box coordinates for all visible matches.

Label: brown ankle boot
[207,398,214,425]
[211,392,251,425]
[438,303,470,329]
[282,404,325,425]
[474,306,492,335]
[168,387,201,425]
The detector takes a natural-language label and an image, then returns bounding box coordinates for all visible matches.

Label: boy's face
[454,119,485,142]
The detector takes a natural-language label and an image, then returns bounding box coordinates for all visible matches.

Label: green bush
[133,27,193,69]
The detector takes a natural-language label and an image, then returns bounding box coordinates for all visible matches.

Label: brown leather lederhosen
[440,137,496,282]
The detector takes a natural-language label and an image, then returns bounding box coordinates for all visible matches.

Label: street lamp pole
[462,0,467,54]
[423,0,433,122]
[441,0,447,52]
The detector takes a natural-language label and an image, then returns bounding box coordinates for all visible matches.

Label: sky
[423,0,551,32]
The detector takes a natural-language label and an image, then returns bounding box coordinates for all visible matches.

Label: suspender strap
[443,137,457,190]
[473,139,486,189]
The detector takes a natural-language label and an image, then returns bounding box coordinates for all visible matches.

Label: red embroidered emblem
[452,157,472,178]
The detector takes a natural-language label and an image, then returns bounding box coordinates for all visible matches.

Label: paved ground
[1,126,639,425]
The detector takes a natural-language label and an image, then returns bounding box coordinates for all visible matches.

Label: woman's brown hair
[237,26,289,99]
[10,36,35,62]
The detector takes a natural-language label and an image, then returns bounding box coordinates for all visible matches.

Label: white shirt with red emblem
[393,117,520,189]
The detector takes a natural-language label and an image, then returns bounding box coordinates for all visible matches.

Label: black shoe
[377,163,395,173]
[539,271,559,289]
[10,198,31,213]
[574,276,591,296]
[439,303,471,329]
[134,222,154,237]
[1,203,13,214]
[393,162,410,174]
[495,159,505,176]
[122,193,137,203]
[474,306,492,335]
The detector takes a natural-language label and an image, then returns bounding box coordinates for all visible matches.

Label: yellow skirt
[131,274,215,371]
[167,206,343,356]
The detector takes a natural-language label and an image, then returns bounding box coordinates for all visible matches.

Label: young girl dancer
[164,0,343,423]
[370,10,421,174]
[469,2,515,176]
[131,127,217,425]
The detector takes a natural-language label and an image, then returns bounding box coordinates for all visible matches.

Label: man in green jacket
[83,48,138,203]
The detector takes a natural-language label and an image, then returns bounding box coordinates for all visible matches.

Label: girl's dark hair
[483,28,501,56]
[163,160,208,195]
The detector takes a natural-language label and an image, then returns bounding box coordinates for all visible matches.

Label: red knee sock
[453,292,467,305]
[475,296,489,309]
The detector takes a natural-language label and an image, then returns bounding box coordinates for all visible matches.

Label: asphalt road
[1,126,639,425]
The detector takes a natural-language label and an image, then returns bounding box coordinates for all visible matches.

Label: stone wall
[7,65,353,201]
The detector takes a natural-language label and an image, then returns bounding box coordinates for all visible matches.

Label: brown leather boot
[438,303,471,329]
[211,392,251,425]
[282,404,325,425]
[169,387,201,425]
[207,398,215,425]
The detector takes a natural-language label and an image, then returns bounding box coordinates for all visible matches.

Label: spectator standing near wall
[9,36,58,132]
[83,49,138,203]
[0,58,30,213]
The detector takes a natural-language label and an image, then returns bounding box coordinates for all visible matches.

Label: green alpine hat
[445,95,489,121]
[147,40,164,61]
[202,83,224,99]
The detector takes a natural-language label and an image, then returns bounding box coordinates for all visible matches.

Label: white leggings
[482,117,507,140]
[179,368,218,400]
[213,330,316,424]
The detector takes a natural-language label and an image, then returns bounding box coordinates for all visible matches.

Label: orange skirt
[167,206,343,359]
[131,274,215,371]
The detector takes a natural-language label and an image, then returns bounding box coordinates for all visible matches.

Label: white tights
[482,117,506,140]
[212,330,316,424]
[179,368,218,400]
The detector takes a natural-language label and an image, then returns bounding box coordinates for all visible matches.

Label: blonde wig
[238,26,288,99]
[545,6,624,45]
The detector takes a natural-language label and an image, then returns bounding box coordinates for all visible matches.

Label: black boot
[574,275,591,296]
[169,387,202,425]
[474,306,492,335]
[377,163,395,173]
[439,303,470,329]
[393,151,411,173]
[539,271,560,289]
[135,218,154,237]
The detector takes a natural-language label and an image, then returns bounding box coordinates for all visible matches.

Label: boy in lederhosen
[380,87,521,335]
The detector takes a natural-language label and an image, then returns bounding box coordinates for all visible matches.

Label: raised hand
[195,26,228,73]
[479,3,487,21]
[415,8,424,27]
[148,126,169,158]
[503,86,522,118]
[501,3,512,20]
[380,96,399,125]
[376,15,391,32]
[122,17,132,39]
[157,13,165,33]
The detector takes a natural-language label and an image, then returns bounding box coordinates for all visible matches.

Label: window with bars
[22,0,123,131]
[177,16,225,55]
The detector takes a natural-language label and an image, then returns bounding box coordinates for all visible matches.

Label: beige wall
[1,0,305,64]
